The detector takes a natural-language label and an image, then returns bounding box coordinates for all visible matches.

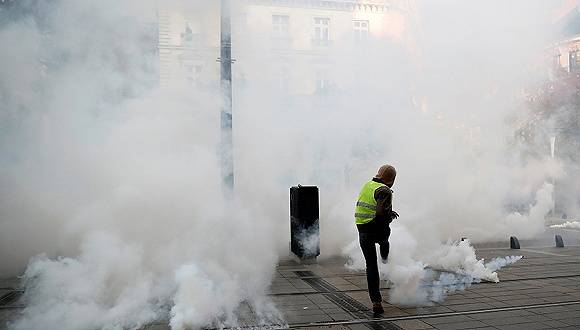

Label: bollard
[555,234,565,248]
[510,236,520,249]
[290,185,320,260]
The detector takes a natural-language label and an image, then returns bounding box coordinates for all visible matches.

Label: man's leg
[359,233,382,303]
[379,228,391,263]
[379,239,390,263]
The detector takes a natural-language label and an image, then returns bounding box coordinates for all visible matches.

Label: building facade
[157,0,416,96]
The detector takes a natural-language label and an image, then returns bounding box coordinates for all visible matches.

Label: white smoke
[424,240,501,282]
[0,0,570,328]
[424,253,522,303]
[551,221,580,229]
[170,264,242,329]
[345,232,523,305]
[502,183,556,239]
[294,226,320,258]
[2,1,284,328]
[15,233,166,330]
[485,255,523,272]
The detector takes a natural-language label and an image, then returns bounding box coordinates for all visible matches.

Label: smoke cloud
[0,0,572,328]
[551,221,580,229]
[344,228,524,305]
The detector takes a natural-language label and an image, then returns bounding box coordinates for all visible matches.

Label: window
[272,15,289,38]
[569,50,579,73]
[353,20,369,41]
[313,17,330,45]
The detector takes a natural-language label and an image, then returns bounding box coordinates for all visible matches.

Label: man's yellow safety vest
[354,180,386,224]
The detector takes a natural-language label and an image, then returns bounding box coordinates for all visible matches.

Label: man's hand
[391,211,399,220]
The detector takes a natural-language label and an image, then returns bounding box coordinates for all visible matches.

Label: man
[354,164,398,315]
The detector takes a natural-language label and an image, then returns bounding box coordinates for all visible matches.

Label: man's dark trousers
[359,228,390,303]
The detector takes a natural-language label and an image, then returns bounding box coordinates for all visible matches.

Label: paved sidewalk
[2,229,580,329]
[268,244,580,330]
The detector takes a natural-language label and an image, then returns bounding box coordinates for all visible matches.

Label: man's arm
[374,186,394,223]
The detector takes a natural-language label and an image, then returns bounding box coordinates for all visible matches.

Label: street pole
[220,0,234,195]
[550,135,556,216]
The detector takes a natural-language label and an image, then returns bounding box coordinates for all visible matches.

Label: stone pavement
[269,244,580,330]
[2,228,580,329]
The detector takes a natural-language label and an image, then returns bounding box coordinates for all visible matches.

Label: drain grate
[0,290,23,307]
[295,271,400,330]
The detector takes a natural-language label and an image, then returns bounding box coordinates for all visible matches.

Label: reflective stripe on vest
[354,180,386,225]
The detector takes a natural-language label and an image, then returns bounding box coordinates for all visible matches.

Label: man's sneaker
[372,302,384,315]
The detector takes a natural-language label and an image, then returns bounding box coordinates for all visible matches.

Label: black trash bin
[290,185,320,259]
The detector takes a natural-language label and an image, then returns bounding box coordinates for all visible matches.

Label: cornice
[246,0,395,13]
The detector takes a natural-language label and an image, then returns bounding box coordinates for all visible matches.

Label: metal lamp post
[220,0,234,195]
